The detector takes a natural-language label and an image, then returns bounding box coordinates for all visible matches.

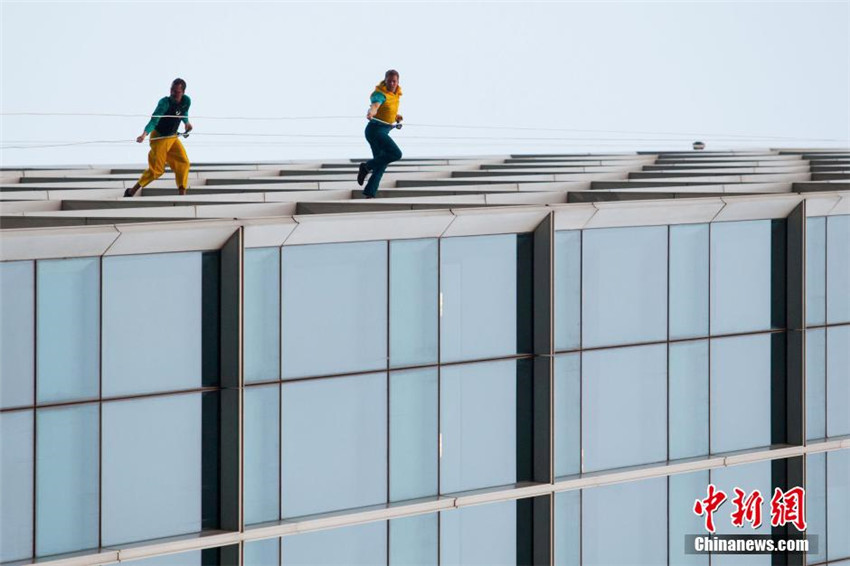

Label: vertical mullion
[386,241,391,564]
[98,256,104,553]
[824,327,828,439]
[708,221,713,459]
[825,451,829,562]
[786,202,806,449]
[219,229,243,539]
[437,237,442,566]
[666,225,672,566]
[579,228,584,476]
[666,226,671,463]
[278,245,283,526]
[578,226,584,566]
[549,217,555,563]
[32,260,38,560]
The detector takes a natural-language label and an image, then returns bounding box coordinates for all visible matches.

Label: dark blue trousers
[364,120,402,197]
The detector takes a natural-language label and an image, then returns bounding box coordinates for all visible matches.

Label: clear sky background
[1,1,848,166]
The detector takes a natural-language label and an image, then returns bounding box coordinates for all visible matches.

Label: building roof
[1,148,848,260]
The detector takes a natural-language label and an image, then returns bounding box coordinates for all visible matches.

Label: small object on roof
[693,141,705,150]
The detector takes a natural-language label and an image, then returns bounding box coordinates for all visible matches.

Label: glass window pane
[244,538,279,566]
[710,461,771,566]
[245,384,280,525]
[281,373,387,518]
[0,260,34,409]
[37,257,99,403]
[553,490,580,566]
[670,223,709,339]
[806,328,826,441]
[440,234,517,363]
[36,404,98,556]
[827,449,850,561]
[245,248,280,383]
[669,471,709,566]
[390,368,437,501]
[710,220,775,334]
[390,238,438,367]
[806,217,827,326]
[441,500,516,566]
[826,215,850,324]
[554,353,580,477]
[582,477,666,565]
[281,241,387,379]
[102,394,202,545]
[806,452,827,565]
[710,334,772,454]
[582,226,667,348]
[582,344,666,472]
[390,514,437,566]
[103,253,202,397]
[669,340,709,459]
[0,410,33,562]
[554,230,581,351]
[827,325,850,437]
[282,521,386,565]
[440,360,516,494]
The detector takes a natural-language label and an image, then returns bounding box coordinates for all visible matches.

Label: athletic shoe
[357,162,369,186]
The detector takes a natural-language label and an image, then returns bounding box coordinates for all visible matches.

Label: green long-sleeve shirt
[144,95,191,135]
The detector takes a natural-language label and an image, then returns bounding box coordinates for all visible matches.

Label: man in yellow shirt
[125,78,193,197]
[358,70,403,198]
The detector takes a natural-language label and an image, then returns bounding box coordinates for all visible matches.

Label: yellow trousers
[137,131,190,189]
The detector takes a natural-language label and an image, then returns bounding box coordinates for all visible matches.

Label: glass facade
[389,368,438,501]
[1,207,847,566]
[281,373,387,518]
[581,226,667,348]
[710,334,773,453]
[554,230,581,351]
[281,521,387,565]
[389,238,438,367]
[669,340,709,460]
[281,241,387,379]
[0,410,33,563]
[582,344,667,472]
[0,260,33,409]
[441,500,517,565]
[710,220,781,335]
[244,247,280,383]
[581,477,667,565]
[37,257,100,403]
[670,223,710,339]
[710,461,773,566]
[244,384,280,525]
[102,394,203,545]
[440,234,518,362]
[440,359,517,493]
[36,404,99,556]
[826,215,850,324]
[102,252,203,396]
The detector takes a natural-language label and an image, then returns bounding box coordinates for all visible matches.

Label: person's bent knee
[390,149,403,163]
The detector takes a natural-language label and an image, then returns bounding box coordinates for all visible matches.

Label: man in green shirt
[125,78,193,197]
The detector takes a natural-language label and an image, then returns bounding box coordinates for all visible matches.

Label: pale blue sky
[1,1,848,166]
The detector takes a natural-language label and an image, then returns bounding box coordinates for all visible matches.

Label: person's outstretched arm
[182,95,193,133]
[367,89,386,119]
[366,102,381,120]
[137,98,169,143]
